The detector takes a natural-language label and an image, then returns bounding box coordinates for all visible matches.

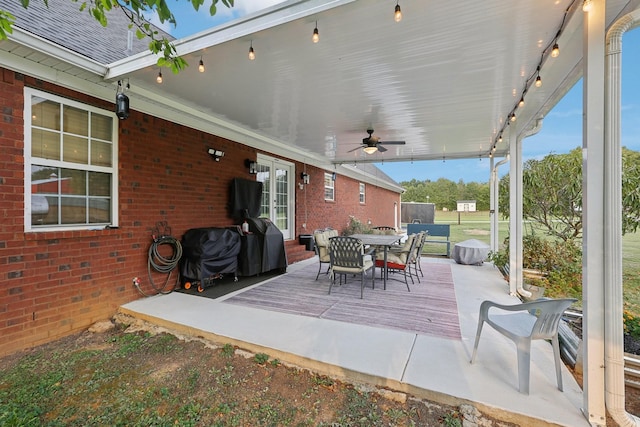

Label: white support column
[508,130,525,297]
[489,156,496,252]
[491,156,509,254]
[582,0,606,424]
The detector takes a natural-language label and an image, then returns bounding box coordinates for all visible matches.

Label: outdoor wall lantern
[246,160,257,174]
[115,80,129,120]
[300,172,310,185]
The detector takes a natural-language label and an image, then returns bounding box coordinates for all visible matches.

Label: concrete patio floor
[120,257,588,427]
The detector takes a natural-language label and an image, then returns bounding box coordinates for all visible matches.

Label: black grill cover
[244,218,288,273]
[180,227,241,281]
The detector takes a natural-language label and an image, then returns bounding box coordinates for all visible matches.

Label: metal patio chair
[375,232,418,291]
[328,236,375,299]
[470,297,577,394]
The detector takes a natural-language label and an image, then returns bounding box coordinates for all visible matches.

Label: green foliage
[221,343,235,358]
[343,215,372,235]
[0,9,14,39]
[2,0,234,73]
[624,310,640,339]
[499,147,640,239]
[253,352,269,365]
[440,411,463,427]
[489,235,583,299]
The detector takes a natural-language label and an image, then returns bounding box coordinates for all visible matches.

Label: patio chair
[470,297,577,394]
[403,231,426,283]
[375,232,418,291]
[329,236,375,299]
[371,226,396,235]
[313,228,338,280]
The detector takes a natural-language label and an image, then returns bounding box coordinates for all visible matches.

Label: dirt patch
[0,316,518,426]
[463,229,490,236]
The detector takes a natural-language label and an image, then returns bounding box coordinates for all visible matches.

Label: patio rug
[175,269,284,299]
[223,262,461,340]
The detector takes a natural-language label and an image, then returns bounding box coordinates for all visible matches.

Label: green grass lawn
[406,210,640,315]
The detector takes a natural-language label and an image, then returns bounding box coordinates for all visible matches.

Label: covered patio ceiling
[106,0,635,166]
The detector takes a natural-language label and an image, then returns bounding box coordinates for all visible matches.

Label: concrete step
[285,241,316,264]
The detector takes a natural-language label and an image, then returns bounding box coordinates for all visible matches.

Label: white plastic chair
[470,297,576,394]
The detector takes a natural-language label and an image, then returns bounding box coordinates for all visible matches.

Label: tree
[0,0,234,73]
[498,147,640,240]
[400,177,490,211]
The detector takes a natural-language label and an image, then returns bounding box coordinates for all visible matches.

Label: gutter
[7,27,107,75]
[604,8,640,427]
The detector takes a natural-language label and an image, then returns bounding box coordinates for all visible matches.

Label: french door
[255,154,294,239]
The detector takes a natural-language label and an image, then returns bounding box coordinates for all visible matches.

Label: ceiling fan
[348,128,406,154]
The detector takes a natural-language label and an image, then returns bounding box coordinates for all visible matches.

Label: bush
[342,215,372,235]
[624,310,640,340]
[488,235,582,299]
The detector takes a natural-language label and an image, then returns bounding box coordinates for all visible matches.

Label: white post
[508,130,526,297]
[582,0,606,424]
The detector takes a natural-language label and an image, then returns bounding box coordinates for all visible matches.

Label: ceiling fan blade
[347,145,364,153]
[377,145,388,153]
[379,140,406,145]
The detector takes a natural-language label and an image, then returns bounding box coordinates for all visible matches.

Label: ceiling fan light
[363,146,378,155]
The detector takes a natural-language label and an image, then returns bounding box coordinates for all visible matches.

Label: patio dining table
[349,233,403,289]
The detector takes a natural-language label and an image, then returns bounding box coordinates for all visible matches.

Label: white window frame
[324,172,335,201]
[24,88,119,232]
[359,182,366,203]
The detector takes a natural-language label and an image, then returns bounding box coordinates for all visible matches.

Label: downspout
[511,119,543,298]
[604,8,640,427]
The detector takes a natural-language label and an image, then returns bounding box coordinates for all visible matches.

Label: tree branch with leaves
[498,147,640,241]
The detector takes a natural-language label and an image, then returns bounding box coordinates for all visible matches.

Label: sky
[156,2,640,185]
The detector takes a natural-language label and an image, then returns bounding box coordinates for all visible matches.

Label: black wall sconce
[300,172,310,185]
[115,79,130,120]
[332,171,337,181]
[245,159,257,174]
[208,148,225,161]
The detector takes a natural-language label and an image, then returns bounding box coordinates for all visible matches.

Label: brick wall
[292,164,400,234]
[0,69,401,356]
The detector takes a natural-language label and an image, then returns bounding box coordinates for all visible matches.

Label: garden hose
[147,234,182,295]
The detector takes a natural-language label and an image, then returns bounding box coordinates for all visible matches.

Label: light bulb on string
[394,1,402,22]
[198,57,205,73]
[156,71,163,84]
[248,41,255,60]
[312,21,319,43]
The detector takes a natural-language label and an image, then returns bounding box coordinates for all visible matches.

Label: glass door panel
[256,156,293,239]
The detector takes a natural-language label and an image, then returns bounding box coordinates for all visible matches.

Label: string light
[156,70,163,84]
[198,57,205,73]
[394,1,402,22]
[488,0,574,158]
[583,0,593,12]
[248,40,255,60]
[312,21,319,43]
